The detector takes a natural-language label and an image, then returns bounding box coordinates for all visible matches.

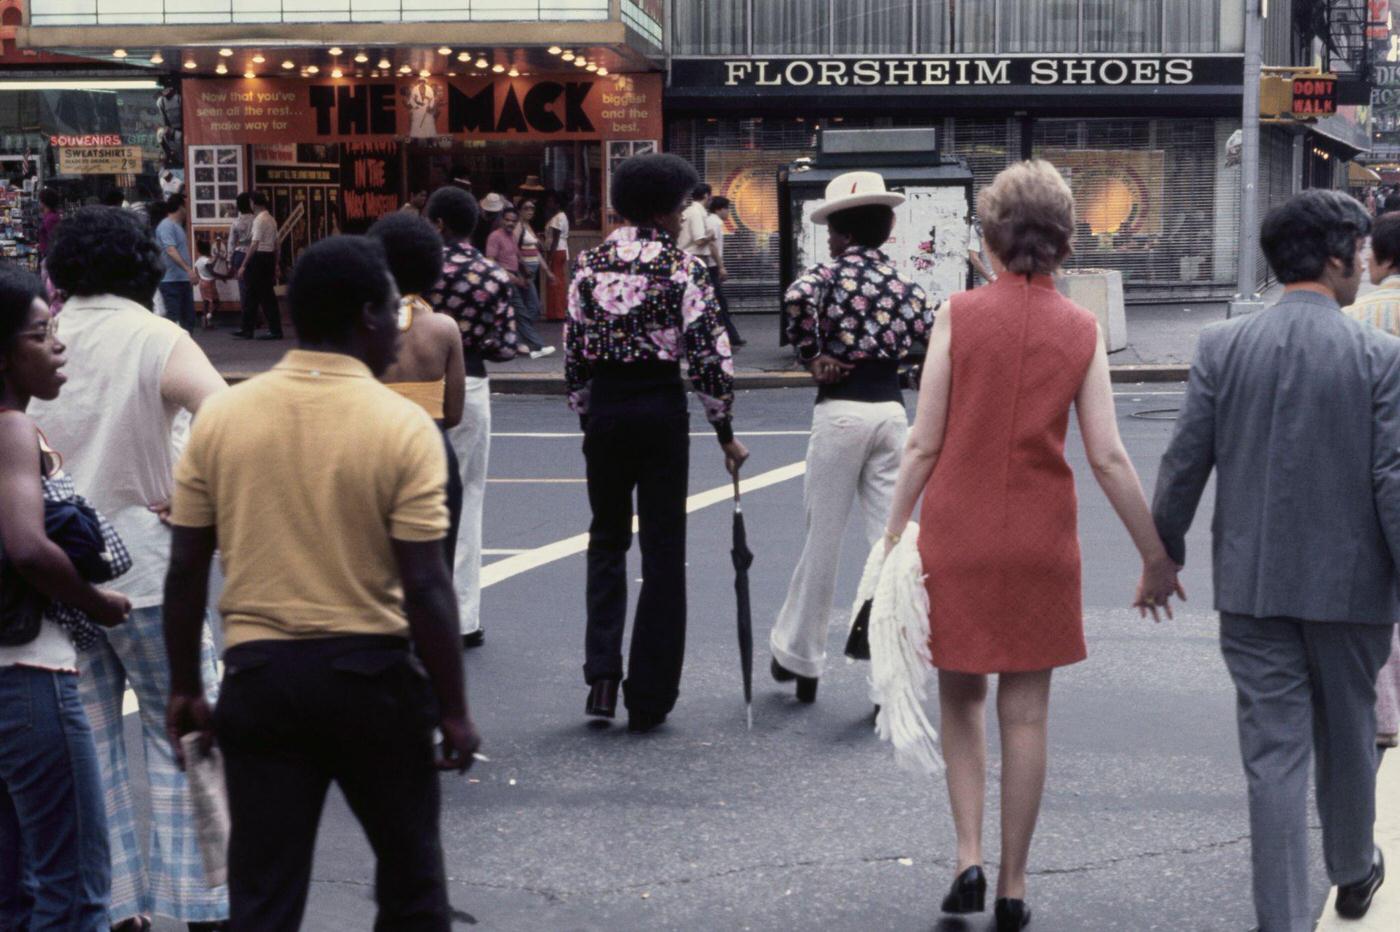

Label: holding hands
[1134,554,1186,622]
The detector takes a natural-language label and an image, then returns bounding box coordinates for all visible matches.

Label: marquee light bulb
[438,47,452,56]
[420,69,430,78]
[378,58,391,69]
[243,70,255,79]
[475,57,489,69]
[561,51,575,61]
[215,63,228,74]
[548,46,562,55]
[457,52,470,62]
[573,58,587,67]
[184,59,197,69]
[306,65,319,74]
[508,67,519,77]
[585,63,597,72]
[112,49,127,58]
[149,51,163,64]
[329,47,343,57]
[597,67,608,76]
[355,52,369,63]
[491,64,505,74]
[331,68,343,78]
[218,48,233,57]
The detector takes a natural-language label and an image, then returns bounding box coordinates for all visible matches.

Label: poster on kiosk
[777,128,975,348]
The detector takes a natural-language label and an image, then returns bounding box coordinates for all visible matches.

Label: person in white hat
[769,170,933,704]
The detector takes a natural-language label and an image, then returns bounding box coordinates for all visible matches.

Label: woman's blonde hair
[977,160,1075,276]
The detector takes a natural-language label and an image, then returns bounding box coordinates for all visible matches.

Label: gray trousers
[1219,613,1394,932]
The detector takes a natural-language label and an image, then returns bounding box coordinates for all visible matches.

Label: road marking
[487,478,586,484]
[491,430,815,439]
[481,460,807,589]
[482,548,529,556]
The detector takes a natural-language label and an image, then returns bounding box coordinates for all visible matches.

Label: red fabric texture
[918,275,1099,674]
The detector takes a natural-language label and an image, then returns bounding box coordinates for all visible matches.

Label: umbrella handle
[732,470,741,507]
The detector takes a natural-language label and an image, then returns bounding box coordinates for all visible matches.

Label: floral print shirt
[565,227,734,436]
[423,239,517,375]
[784,246,933,363]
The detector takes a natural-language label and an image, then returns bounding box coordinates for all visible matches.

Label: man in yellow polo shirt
[162,236,480,931]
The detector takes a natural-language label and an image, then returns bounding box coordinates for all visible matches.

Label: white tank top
[30,294,185,608]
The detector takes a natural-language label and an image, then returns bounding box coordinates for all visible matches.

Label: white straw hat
[810,171,905,224]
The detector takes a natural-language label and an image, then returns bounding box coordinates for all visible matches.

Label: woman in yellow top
[366,213,466,565]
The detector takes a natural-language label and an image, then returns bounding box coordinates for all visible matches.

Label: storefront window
[954,0,996,53]
[831,0,913,54]
[1165,0,1224,52]
[407,140,603,232]
[918,1,948,53]
[999,0,1080,53]
[752,0,830,54]
[1085,0,1162,52]
[672,0,746,54]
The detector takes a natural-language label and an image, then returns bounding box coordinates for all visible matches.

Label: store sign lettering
[308,85,397,136]
[715,57,1200,88]
[50,133,122,147]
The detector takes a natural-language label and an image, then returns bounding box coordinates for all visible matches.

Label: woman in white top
[543,190,570,320]
[0,266,131,931]
[30,207,230,931]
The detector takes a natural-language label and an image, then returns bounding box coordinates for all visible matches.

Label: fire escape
[1294,0,1381,104]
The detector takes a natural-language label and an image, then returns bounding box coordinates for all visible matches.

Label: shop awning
[1349,163,1382,184]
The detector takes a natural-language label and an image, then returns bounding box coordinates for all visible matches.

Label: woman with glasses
[0,265,132,931]
[366,212,466,569]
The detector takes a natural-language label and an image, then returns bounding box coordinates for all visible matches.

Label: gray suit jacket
[1152,289,1400,625]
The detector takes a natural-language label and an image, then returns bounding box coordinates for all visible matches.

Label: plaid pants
[78,605,228,924]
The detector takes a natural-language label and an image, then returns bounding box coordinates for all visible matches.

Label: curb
[221,365,1190,390]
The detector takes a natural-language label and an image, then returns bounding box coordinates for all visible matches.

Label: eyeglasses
[24,318,58,341]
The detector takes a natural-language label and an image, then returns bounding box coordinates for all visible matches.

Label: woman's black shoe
[995,897,1031,930]
[627,709,667,733]
[939,865,986,914]
[770,658,818,703]
[585,679,618,719]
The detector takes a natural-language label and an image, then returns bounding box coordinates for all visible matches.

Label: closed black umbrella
[730,474,754,729]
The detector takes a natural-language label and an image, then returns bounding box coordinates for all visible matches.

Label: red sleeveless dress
[918,275,1099,673]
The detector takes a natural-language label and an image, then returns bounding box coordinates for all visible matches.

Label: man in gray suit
[1153,190,1395,931]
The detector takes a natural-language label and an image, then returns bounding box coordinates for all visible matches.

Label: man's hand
[721,438,749,479]
[187,268,200,287]
[437,714,481,772]
[719,267,729,283]
[809,353,854,384]
[148,501,172,526]
[235,266,246,281]
[1132,556,1186,622]
[92,589,131,627]
[166,691,214,770]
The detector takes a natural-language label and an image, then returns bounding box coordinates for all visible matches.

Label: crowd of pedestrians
[1,150,1397,932]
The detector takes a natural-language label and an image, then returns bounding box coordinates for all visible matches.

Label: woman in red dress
[882,161,1182,931]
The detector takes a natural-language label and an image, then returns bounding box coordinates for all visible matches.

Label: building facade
[667,0,1368,307]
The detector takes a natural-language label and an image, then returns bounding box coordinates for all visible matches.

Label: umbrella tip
[746,706,753,730]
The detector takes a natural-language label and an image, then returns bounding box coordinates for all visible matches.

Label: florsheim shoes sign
[672,56,1245,90]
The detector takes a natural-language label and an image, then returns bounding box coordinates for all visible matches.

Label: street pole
[1232,0,1265,318]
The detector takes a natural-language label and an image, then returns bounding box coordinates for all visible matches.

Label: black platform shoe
[1335,846,1384,919]
[770,658,818,703]
[585,679,618,719]
[626,708,667,734]
[994,897,1031,930]
[939,865,986,914]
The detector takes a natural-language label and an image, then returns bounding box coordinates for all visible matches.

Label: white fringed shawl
[851,522,944,775]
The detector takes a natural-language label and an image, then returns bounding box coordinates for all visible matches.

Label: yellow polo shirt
[172,350,449,648]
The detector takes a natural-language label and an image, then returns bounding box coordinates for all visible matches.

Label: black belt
[816,359,903,405]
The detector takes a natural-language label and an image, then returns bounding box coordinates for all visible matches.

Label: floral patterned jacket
[784,246,933,363]
[423,239,518,375]
[565,226,734,438]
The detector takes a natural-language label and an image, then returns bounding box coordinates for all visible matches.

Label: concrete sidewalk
[197,295,1260,389]
[1314,751,1399,931]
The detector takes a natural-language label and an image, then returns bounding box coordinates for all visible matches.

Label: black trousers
[241,252,281,337]
[582,385,689,716]
[707,264,742,344]
[441,426,463,570]
[214,636,448,932]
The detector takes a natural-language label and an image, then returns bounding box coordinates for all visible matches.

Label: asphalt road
[133,385,1337,931]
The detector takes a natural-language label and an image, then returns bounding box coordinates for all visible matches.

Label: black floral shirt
[565,227,734,436]
[423,240,517,375]
[784,246,933,363]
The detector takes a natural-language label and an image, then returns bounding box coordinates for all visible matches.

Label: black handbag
[0,554,47,647]
[845,599,872,661]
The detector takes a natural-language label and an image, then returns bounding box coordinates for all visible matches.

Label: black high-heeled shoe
[770,658,819,703]
[995,897,1031,930]
[585,679,618,719]
[939,865,986,914]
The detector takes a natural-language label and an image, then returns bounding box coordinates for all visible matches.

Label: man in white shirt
[676,182,713,258]
[235,191,282,340]
[704,195,743,346]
